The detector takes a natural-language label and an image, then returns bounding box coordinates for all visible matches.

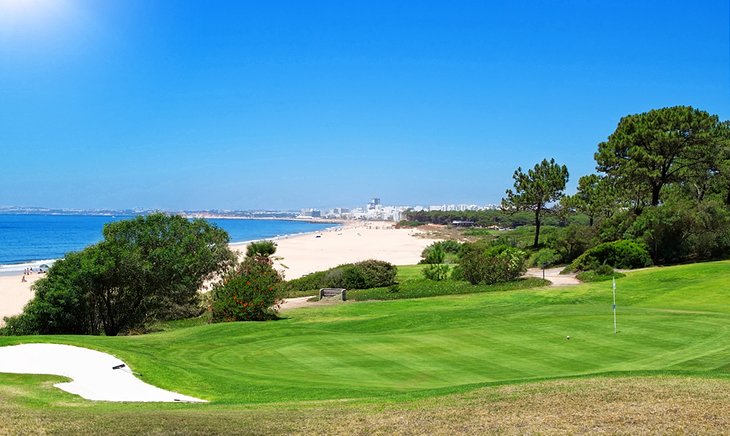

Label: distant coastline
[0,215,337,272]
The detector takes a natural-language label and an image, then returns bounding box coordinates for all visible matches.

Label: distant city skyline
[1,1,728,210]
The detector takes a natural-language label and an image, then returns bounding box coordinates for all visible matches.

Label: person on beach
[21,275,26,283]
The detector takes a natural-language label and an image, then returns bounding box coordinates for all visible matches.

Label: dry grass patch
[2,375,729,435]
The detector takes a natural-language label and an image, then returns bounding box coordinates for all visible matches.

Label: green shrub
[285,260,397,293]
[420,240,462,264]
[211,257,283,322]
[529,248,560,268]
[576,266,625,283]
[284,270,329,295]
[450,265,465,281]
[571,240,652,271]
[459,243,527,285]
[422,264,450,281]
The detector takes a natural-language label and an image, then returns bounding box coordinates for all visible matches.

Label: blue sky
[1,1,728,210]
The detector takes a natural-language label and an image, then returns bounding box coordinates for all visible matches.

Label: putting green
[1,261,728,404]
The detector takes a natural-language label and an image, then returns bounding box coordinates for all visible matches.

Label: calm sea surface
[0,215,335,271]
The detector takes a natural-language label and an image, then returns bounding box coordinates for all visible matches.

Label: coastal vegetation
[405,106,730,278]
[1,214,236,336]
[1,260,728,433]
[284,259,398,297]
[211,241,283,322]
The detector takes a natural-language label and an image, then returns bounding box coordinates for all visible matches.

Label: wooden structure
[319,288,347,301]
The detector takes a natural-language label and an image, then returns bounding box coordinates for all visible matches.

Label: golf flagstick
[612,275,617,334]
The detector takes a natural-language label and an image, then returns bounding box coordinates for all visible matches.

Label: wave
[0,259,57,276]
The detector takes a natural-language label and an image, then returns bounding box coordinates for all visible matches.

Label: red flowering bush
[211,257,283,322]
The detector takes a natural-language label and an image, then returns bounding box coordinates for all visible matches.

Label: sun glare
[0,0,78,42]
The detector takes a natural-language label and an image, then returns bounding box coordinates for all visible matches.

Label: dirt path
[525,267,580,286]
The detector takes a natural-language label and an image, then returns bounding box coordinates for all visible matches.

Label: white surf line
[0,343,206,402]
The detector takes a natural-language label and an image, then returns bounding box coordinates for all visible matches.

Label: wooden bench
[319,288,347,301]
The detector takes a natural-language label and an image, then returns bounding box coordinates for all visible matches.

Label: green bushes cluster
[285,260,398,294]
[422,264,450,281]
[420,240,462,264]
[458,243,527,285]
[571,240,652,271]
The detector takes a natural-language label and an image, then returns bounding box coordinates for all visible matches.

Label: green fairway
[1,260,729,407]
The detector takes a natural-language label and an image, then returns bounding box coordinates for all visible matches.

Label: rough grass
[1,374,728,435]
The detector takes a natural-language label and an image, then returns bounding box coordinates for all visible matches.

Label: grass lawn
[1,260,729,433]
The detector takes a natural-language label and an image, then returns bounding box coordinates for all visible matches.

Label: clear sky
[1,0,728,210]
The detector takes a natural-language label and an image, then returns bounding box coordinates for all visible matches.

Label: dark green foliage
[502,158,570,248]
[458,243,527,285]
[596,106,725,209]
[547,224,599,263]
[566,174,616,226]
[571,240,652,271]
[1,251,96,336]
[627,200,730,264]
[285,260,397,293]
[211,257,283,322]
[1,214,235,336]
[395,220,425,227]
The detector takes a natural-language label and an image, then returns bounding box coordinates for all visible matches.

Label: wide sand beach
[0,222,438,325]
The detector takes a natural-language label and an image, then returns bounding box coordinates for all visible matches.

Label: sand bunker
[0,343,205,402]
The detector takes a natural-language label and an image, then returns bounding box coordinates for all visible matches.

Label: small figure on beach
[21,275,26,283]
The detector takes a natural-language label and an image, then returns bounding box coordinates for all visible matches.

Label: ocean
[0,215,336,274]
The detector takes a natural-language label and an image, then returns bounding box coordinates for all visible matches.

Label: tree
[502,158,569,248]
[3,214,236,336]
[246,240,277,261]
[595,106,724,209]
[570,174,615,226]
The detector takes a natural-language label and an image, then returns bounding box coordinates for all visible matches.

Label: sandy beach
[0,222,438,325]
[233,221,437,279]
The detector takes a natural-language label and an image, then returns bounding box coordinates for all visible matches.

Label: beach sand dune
[232,221,438,280]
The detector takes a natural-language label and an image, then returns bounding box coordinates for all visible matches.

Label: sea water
[0,215,335,274]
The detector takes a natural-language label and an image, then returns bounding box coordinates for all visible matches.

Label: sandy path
[525,267,580,286]
[0,343,205,402]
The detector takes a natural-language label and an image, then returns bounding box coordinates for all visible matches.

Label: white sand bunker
[0,343,206,403]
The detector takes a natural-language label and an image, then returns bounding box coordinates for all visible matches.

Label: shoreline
[0,221,439,324]
[0,217,349,275]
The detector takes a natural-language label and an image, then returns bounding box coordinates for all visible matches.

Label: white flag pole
[612,275,617,334]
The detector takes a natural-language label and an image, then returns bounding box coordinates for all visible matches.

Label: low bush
[211,257,283,322]
[348,277,549,301]
[571,240,652,271]
[459,243,527,285]
[284,260,398,294]
[422,264,450,281]
[576,265,625,283]
[529,248,560,268]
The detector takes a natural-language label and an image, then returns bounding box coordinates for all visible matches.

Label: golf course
[1,260,729,434]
